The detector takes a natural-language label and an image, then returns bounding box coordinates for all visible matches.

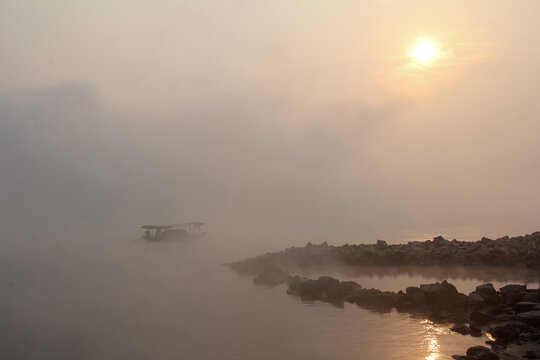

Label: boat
[141,222,205,241]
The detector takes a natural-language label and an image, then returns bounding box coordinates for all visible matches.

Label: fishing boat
[141,222,205,241]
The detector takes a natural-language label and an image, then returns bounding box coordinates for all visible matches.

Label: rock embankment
[228,232,540,274]
[276,271,540,359]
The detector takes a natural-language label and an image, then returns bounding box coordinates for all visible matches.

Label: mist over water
[1,1,540,359]
[0,234,516,360]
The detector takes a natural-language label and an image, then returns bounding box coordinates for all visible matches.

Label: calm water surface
[1,235,537,360]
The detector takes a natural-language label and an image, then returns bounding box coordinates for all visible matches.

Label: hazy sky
[1,0,539,250]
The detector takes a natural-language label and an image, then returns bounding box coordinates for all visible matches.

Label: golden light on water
[410,39,439,64]
[421,319,445,360]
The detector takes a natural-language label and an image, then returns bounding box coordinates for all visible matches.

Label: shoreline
[227,232,540,360]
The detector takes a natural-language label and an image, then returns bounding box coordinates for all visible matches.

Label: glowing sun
[410,40,438,64]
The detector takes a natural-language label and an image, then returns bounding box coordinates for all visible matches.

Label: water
[1,235,537,360]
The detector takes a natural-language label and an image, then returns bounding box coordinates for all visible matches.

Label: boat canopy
[141,222,204,230]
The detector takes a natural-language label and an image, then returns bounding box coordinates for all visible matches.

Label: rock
[466,345,499,359]
[514,301,539,313]
[420,280,459,298]
[469,292,486,306]
[500,284,527,296]
[433,235,448,246]
[521,291,540,303]
[405,286,427,304]
[469,323,483,337]
[340,281,363,299]
[516,310,540,326]
[351,289,396,312]
[490,344,506,351]
[524,350,540,359]
[490,323,524,344]
[451,324,471,335]
[470,310,495,325]
[253,265,290,286]
[476,283,497,297]
[230,231,540,273]
[375,239,388,250]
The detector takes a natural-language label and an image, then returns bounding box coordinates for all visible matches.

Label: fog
[1,2,540,358]
[2,1,539,253]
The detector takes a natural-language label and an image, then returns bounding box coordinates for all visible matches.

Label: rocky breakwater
[228,232,540,274]
[278,271,540,359]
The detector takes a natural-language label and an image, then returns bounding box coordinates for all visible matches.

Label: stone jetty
[227,231,540,359]
[228,232,540,274]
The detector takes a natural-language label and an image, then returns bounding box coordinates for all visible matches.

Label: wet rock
[466,345,499,359]
[489,323,525,344]
[490,343,506,351]
[351,288,396,312]
[451,324,471,335]
[469,323,483,337]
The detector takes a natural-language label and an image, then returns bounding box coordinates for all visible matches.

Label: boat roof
[141,222,204,230]
[141,225,177,229]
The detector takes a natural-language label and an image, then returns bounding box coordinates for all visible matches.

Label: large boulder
[375,239,388,250]
[420,280,459,298]
[351,288,396,312]
[450,324,471,335]
[405,286,427,304]
[499,284,526,296]
[476,283,497,297]
[466,346,499,360]
[433,235,448,247]
[489,323,525,344]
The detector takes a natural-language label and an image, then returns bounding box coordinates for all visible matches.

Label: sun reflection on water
[421,319,448,360]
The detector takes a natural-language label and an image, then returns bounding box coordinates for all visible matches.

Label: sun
[410,40,438,64]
